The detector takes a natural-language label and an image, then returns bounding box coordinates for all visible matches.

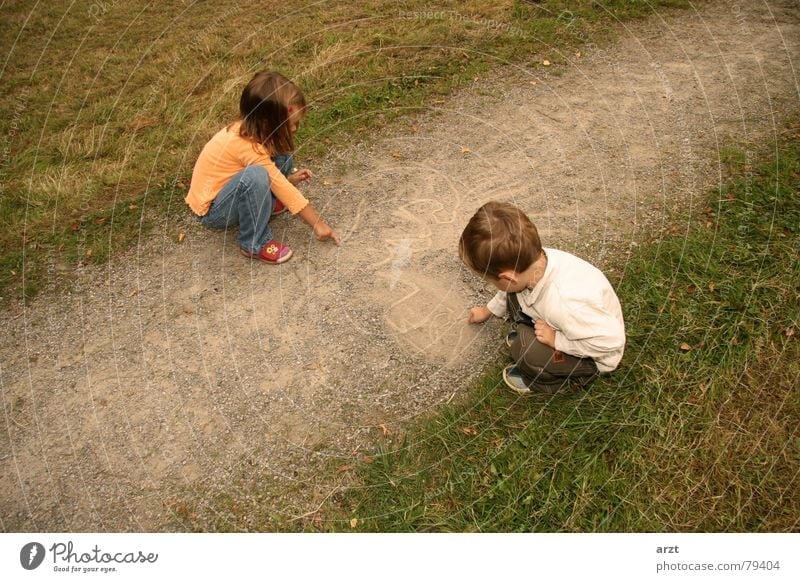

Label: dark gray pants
[507,294,598,393]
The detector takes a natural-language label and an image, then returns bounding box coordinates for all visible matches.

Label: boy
[460,201,626,394]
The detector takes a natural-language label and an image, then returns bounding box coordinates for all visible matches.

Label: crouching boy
[460,201,626,394]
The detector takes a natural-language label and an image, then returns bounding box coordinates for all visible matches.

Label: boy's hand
[534,319,556,348]
[468,306,493,324]
[288,168,313,185]
[313,221,341,245]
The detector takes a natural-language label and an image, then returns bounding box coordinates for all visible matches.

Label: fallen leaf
[350,518,358,528]
[542,59,551,66]
[312,512,324,528]
[130,117,157,132]
[378,423,390,436]
[679,342,692,352]
[177,232,186,243]
[70,223,80,231]
[686,285,696,294]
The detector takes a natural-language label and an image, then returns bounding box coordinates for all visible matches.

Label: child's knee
[272,154,293,176]
[242,165,270,190]
[509,324,537,361]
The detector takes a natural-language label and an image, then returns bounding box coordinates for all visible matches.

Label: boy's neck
[524,251,548,290]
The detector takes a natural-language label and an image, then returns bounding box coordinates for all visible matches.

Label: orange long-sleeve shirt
[185,121,309,216]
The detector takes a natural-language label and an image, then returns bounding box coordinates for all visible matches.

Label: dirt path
[2,0,799,531]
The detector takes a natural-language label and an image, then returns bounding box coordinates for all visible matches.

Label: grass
[0,0,695,304]
[315,128,800,532]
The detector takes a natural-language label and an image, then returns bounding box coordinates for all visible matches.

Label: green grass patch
[319,128,800,532]
[1,0,695,303]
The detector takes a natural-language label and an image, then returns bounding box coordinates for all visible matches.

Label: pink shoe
[272,198,288,215]
[240,240,293,264]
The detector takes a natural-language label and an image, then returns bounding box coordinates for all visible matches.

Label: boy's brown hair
[239,71,306,154]
[459,201,543,279]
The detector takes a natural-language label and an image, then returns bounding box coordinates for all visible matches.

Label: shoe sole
[502,366,532,396]
[240,247,293,264]
[502,365,569,396]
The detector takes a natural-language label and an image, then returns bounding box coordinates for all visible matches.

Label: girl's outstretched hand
[468,306,493,324]
[314,221,341,245]
[288,168,313,185]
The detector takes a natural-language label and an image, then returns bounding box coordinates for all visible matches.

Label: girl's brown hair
[459,201,543,279]
[239,71,306,154]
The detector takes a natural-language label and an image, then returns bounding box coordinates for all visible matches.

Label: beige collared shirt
[487,248,626,372]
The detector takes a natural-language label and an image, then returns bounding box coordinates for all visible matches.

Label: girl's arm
[297,204,341,245]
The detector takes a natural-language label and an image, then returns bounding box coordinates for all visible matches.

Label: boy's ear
[497,270,519,284]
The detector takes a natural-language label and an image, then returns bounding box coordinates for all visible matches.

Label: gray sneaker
[502,364,568,395]
[502,365,533,395]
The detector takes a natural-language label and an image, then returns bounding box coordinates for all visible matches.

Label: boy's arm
[468,306,493,323]
[486,291,508,317]
[552,305,625,360]
[467,291,507,324]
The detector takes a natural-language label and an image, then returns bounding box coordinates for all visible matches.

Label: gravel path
[2,0,799,531]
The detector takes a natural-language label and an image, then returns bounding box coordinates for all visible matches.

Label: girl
[185,71,339,263]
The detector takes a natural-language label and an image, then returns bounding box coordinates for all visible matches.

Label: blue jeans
[199,154,293,254]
